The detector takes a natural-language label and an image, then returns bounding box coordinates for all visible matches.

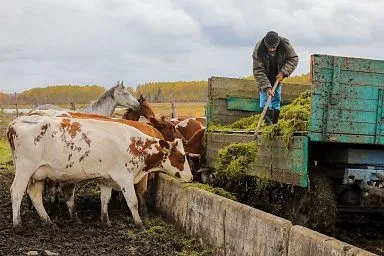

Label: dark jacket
[252,36,299,91]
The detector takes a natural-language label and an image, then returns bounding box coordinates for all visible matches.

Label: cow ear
[159,139,170,153]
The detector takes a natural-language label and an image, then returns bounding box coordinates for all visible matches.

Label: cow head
[159,139,192,182]
[149,116,186,143]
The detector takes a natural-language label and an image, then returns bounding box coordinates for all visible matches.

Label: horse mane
[86,84,117,109]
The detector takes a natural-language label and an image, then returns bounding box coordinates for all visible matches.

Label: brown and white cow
[175,118,205,141]
[33,110,166,218]
[7,114,192,227]
[31,110,182,219]
[170,117,206,127]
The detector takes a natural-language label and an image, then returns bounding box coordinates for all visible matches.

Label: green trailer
[205,77,311,187]
[205,54,384,226]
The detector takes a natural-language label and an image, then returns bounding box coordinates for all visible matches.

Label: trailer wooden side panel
[206,132,308,187]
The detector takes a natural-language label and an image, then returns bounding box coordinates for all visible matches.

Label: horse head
[113,81,140,110]
[137,95,155,120]
[122,94,156,121]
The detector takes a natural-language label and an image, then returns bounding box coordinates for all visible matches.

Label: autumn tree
[245,73,311,85]
[0,92,10,105]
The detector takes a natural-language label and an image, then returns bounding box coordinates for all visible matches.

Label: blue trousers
[260,82,282,110]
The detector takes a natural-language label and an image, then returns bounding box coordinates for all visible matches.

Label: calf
[7,115,192,227]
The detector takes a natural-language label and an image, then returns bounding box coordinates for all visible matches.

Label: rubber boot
[264,110,273,126]
[272,110,280,124]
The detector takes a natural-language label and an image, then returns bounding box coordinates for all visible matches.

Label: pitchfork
[253,79,280,140]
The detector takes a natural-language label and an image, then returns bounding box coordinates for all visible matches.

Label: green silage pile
[262,90,311,146]
[208,90,312,146]
[214,142,258,181]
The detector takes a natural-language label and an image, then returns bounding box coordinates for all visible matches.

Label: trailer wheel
[290,174,337,234]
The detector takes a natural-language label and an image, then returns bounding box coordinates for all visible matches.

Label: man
[252,31,299,125]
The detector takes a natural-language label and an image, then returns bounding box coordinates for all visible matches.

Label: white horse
[34,81,139,116]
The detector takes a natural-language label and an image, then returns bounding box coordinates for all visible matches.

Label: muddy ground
[0,169,211,256]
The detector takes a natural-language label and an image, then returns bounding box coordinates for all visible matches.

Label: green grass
[0,138,13,171]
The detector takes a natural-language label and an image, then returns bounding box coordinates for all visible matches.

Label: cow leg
[11,167,34,227]
[27,179,53,225]
[99,183,112,225]
[110,172,143,227]
[135,175,149,218]
[61,183,81,224]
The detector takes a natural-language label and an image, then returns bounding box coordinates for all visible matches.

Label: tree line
[0,74,310,106]
[245,73,311,84]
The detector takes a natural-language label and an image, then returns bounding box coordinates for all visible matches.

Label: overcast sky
[1,0,383,93]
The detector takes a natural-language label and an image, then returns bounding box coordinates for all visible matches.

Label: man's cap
[264,31,280,48]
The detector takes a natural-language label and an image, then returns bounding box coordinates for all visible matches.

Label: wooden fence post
[70,102,76,110]
[15,92,19,117]
[171,102,176,118]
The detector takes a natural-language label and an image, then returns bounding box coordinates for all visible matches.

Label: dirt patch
[335,213,384,256]
[0,170,211,256]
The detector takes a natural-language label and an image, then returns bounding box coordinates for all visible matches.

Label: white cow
[7,115,192,227]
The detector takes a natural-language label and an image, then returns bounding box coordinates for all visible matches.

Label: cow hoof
[71,216,83,225]
[140,209,149,219]
[13,225,25,234]
[101,220,112,227]
[43,222,59,231]
[134,222,144,230]
[52,224,60,231]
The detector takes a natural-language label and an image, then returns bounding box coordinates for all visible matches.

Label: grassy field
[0,138,12,171]
[139,102,206,118]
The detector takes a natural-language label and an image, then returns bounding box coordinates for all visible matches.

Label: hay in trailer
[207,90,312,147]
[214,142,258,181]
[262,90,311,146]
